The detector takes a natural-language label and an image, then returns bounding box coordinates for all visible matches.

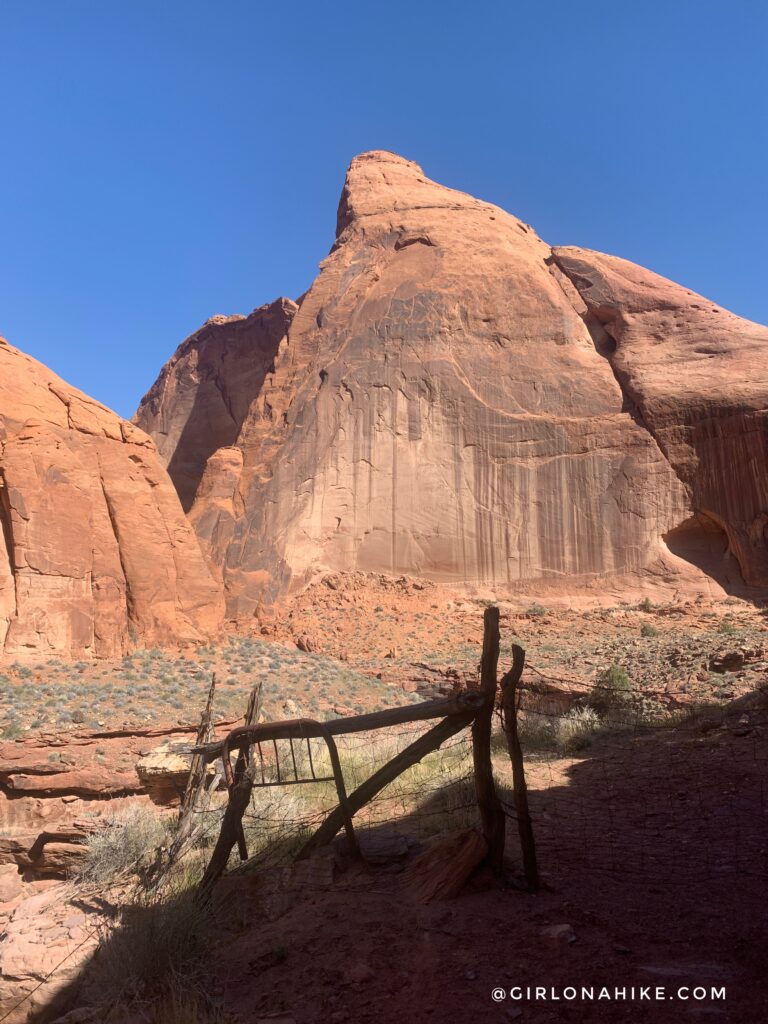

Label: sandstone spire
[138,151,768,617]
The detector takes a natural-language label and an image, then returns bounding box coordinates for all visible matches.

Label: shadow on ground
[25,690,768,1024]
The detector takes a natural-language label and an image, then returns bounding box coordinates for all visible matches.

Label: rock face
[0,885,100,1024]
[138,151,768,615]
[0,338,224,658]
[550,247,768,588]
[134,301,297,511]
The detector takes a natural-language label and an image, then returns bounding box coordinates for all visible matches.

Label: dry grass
[107,989,234,1023]
[82,881,218,1020]
[77,804,174,884]
[235,728,481,865]
[510,705,603,755]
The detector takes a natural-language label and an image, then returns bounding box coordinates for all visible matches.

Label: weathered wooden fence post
[500,643,540,892]
[147,674,219,887]
[196,684,262,904]
[472,605,506,873]
[179,673,217,822]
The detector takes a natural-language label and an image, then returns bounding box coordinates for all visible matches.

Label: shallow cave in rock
[664,512,745,593]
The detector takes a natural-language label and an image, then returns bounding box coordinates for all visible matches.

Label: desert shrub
[79,805,173,884]
[508,713,556,752]
[598,662,631,691]
[638,597,655,612]
[507,707,602,756]
[526,603,548,617]
[640,623,659,638]
[241,785,316,867]
[717,618,737,635]
[590,664,632,713]
[416,775,480,835]
[554,706,601,753]
[1,721,23,740]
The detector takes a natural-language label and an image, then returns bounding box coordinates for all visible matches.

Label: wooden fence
[185,606,538,901]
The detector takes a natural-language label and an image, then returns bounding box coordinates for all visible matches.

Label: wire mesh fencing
[185,635,768,909]
[237,724,479,872]
[497,677,768,894]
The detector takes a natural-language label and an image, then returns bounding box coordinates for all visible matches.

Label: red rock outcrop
[134,300,296,511]
[0,337,224,658]
[138,151,768,615]
[550,247,768,587]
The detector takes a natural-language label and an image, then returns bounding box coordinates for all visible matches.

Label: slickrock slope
[134,300,297,511]
[139,151,768,617]
[551,247,768,587]
[0,338,223,658]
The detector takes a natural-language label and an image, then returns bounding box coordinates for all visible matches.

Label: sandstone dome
[135,151,768,617]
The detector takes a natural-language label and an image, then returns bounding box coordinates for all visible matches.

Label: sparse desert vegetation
[0,635,412,739]
[1,581,767,1023]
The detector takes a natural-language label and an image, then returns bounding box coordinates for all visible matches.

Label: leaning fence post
[196,684,262,904]
[179,672,217,821]
[297,710,476,860]
[500,643,540,892]
[472,605,506,873]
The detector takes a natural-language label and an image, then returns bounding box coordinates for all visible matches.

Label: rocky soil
[1,687,764,1024]
[0,573,765,1021]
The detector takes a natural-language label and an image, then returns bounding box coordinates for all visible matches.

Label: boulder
[709,651,746,674]
[135,740,196,805]
[0,863,23,903]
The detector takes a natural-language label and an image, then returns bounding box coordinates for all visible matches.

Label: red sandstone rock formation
[138,151,768,616]
[0,337,223,658]
[134,301,296,511]
[550,247,768,587]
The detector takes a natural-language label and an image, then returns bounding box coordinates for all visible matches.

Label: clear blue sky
[1,1,766,418]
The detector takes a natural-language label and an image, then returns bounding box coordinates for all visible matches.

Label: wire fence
[186,668,768,901]
[235,725,478,872]
[59,656,768,917]
[498,682,768,893]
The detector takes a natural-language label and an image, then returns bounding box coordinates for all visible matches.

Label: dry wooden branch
[296,710,476,860]
[233,684,262,861]
[192,691,485,763]
[179,673,217,821]
[404,828,488,902]
[472,606,505,873]
[196,685,262,903]
[500,643,540,892]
